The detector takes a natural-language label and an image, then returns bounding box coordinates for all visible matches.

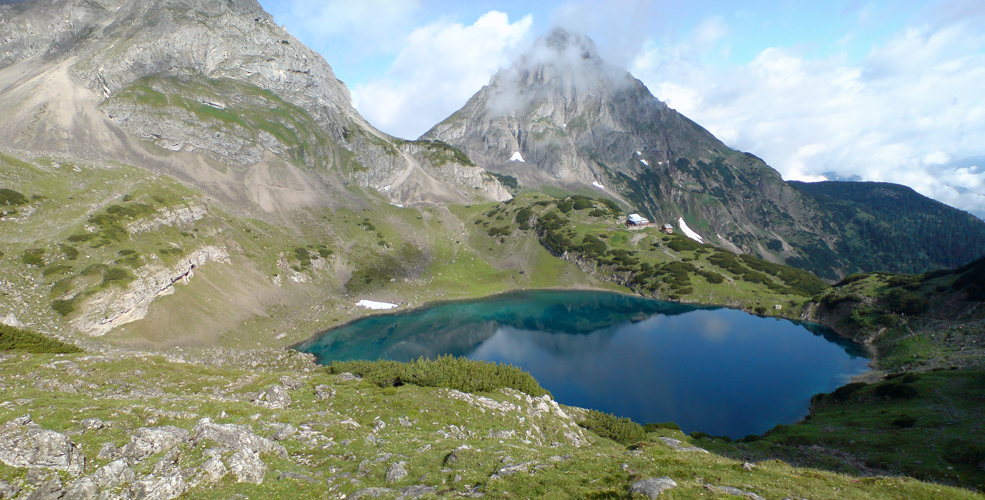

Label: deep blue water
[295,290,869,438]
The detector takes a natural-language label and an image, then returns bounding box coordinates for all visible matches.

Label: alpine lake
[295,290,869,439]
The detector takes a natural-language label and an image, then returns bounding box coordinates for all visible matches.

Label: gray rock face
[25,477,64,500]
[270,423,297,441]
[63,477,98,500]
[0,415,85,475]
[199,456,228,483]
[384,462,408,484]
[0,479,18,500]
[133,472,186,500]
[264,384,292,409]
[0,0,510,209]
[92,459,136,489]
[707,485,766,500]
[336,372,361,383]
[313,384,335,401]
[192,418,287,455]
[228,450,265,484]
[629,477,678,498]
[120,426,190,464]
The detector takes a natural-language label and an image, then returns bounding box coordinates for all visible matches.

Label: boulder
[629,477,678,498]
[25,477,64,500]
[0,415,85,475]
[264,384,292,409]
[228,450,265,484]
[385,462,408,484]
[0,479,19,500]
[62,477,98,500]
[121,426,190,464]
[314,384,335,401]
[199,455,228,484]
[270,423,297,441]
[133,472,186,500]
[93,459,136,489]
[346,488,393,499]
[191,418,287,458]
[336,372,361,383]
[278,376,305,390]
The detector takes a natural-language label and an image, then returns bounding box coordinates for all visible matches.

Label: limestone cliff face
[423,28,838,273]
[0,0,508,209]
[71,245,230,337]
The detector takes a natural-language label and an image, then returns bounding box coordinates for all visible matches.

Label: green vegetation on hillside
[741,370,985,491]
[0,325,81,353]
[790,181,985,275]
[326,355,549,397]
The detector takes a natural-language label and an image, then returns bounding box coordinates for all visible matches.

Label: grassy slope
[0,351,978,500]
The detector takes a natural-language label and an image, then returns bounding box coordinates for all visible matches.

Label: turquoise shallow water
[295,290,869,438]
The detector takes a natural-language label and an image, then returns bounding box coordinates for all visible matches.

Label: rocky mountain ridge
[0,0,509,214]
[425,28,985,279]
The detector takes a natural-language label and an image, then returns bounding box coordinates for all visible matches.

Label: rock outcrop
[0,415,85,476]
[70,245,229,336]
[0,0,509,212]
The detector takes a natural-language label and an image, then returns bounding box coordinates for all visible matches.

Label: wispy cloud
[352,11,534,139]
[631,9,985,215]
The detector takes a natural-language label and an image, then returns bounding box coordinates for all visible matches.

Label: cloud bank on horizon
[263,0,985,217]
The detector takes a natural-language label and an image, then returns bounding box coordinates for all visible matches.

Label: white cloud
[352,11,534,139]
[630,14,985,215]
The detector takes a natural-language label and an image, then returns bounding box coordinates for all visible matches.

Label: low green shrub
[0,188,28,206]
[0,325,81,353]
[892,415,917,428]
[578,410,646,446]
[326,355,549,397]
[21,248,45,267]
[874,382,918,400]
[944,439,985,466]
[643,422,680,432]
[831,382,867,401]
[690,431,711,440]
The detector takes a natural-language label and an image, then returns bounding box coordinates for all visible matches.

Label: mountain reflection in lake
[296,290,869,438]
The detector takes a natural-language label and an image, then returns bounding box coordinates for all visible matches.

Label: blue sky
[256,0,985,216]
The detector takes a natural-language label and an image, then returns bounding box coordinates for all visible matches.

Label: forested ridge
[790,181,985,275]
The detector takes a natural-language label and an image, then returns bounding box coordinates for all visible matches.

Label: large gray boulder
[629,477,678,498]
[25,477,64,500]
[133,472,186,500]
[191,418,287,458]
[92,459,136,489]
[121,426,191,464]
[0,415,85,475]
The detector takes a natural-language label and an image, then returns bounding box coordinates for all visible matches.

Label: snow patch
[678,218,703,243]
[391,203,404,208]
[592,182,604,189]
[640,159,649,166]
[636,151,642,156]
[356,300,398,310]
[509,151,525,163]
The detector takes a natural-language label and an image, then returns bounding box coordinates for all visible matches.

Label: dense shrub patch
[0,325,81,353]
[577,410,646,446]
[326,355,549,397]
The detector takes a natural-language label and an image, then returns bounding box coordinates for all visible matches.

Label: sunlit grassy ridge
[0,351,979,500]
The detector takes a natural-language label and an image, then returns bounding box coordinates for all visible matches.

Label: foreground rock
[0,415,85,476]
[629,477,678,498]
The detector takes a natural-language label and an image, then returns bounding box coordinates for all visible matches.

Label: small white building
[627,213,650,225]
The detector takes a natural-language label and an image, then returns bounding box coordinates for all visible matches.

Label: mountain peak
[533,27,601,64]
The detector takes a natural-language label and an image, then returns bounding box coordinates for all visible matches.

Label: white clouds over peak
[631,12,985,215]
[352,11,533,139]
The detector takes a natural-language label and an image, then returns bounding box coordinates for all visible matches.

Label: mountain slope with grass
[0,0,509,213]
[0,349,980,500]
